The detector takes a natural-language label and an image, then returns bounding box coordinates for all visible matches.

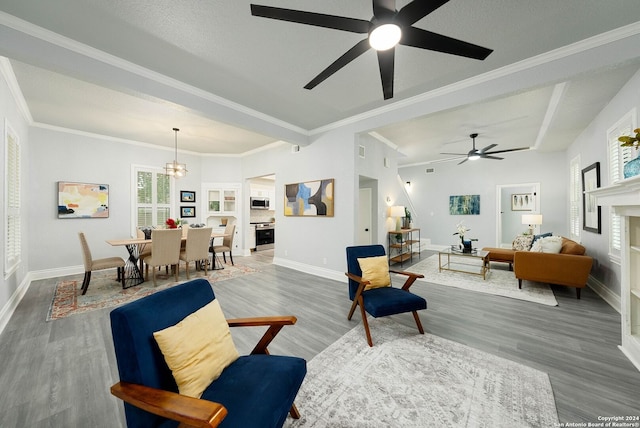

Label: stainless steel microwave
[250,197,270,210]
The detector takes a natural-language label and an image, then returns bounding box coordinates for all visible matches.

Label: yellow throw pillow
[357,255,391,290]
[153,299,239,398]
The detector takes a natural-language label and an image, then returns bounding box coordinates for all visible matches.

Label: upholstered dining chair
[135,228,152,274]
[78,232,126,295]
[142,228,182,286]
[110,278,306,428]
[180,227,213,279]
[345,244,427,346]
[212,223,235,266]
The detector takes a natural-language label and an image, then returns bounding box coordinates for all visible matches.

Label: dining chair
[212,223,235,266]
[180,227,213,279]
[142,228,182,286]
[78,232,126,295]
[135,228,152,275]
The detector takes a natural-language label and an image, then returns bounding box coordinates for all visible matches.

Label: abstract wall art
[58,181,109,218]
[511,193,534,211]
[449,194,480,215]
[284,178,334,216]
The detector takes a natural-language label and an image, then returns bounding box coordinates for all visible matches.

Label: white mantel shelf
[590,174,640,210]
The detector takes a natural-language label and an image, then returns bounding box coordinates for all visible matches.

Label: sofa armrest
[514,251,593,288]
[111,382,227,427]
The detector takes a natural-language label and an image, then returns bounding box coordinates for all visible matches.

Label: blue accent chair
[110,278,307,428]
[346,245,427,346]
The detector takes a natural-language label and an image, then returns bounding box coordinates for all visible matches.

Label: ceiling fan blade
[479,144,497,153]
[440,152,467,155]
[400,27,493,60]
[457,158,469,165]
[482,155,504,160]
[397,0,450,26]
[484,147,530,155]
[373,0,397,19]
[251,4,370,33]
[304,39,371,90]
[377,48,395,100]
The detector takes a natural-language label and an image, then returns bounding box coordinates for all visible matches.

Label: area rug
[405,255,558,306]
[46,263,258,321]
[285,318,558,428]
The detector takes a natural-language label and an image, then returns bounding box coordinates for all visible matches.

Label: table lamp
[522,214,543,235]
[390,206,405,231]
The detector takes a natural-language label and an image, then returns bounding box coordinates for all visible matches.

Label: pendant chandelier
[165,127,187,178]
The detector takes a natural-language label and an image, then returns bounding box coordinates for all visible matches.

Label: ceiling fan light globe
[369,24,401,51]
[468,154,480,160]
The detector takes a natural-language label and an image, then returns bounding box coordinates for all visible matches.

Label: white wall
[398,149,567,249]
[566,68,640,298]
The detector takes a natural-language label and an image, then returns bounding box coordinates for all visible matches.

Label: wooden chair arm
[110,381,227,428]
[226,316,298,355]
[226,316,297,327]
[389,269,424,291]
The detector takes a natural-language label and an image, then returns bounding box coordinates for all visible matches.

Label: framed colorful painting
[284,178,334,216]
[58,181,109,218]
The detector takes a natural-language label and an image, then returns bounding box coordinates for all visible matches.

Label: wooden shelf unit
[388,228,421,267]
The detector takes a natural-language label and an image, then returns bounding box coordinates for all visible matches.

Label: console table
[387,228,421,267]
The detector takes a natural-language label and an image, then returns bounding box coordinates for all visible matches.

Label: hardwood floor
[0,249,639,427]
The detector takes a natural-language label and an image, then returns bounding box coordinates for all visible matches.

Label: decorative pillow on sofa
[357,255,391,290]
[530,235,563,253]
[153,299,239,398]
[512,234,534,251]
[531,232,552,247]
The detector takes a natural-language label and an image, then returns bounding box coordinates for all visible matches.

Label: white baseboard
[0,272,33,336]
[587,275,621,313]
[273,257,346,283]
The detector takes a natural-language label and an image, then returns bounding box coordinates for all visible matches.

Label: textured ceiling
[1,1,639,162]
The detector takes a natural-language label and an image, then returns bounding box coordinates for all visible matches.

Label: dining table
[107,232,228,289]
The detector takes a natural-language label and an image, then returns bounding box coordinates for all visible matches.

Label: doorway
[496,182,540,247]
[358,176,377,245]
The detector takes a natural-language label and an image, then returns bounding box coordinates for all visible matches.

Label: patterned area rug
[285,318,558,428]
[406,255,558,306]
[46,263,258,321]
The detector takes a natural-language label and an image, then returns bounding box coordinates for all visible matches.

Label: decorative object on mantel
[165,127,187,178]
[619,127,640,179]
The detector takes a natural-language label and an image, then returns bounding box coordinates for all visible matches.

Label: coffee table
[438,247,490,280]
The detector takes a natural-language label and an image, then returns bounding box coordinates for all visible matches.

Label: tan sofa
[483,237,593,299]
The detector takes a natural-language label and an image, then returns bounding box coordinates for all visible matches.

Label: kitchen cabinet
[202,184,240,216]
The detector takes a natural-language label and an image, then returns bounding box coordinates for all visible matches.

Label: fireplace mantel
[590,173,640,372]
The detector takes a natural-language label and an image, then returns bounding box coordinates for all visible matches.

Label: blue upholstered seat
[110,278,306,428]
[346,245,427,346]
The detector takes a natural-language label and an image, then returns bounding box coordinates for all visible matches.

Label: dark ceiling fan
[250,0,493,100]
[441,133,530,165]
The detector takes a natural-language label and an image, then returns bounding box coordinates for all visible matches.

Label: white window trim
[130,164,175,237]
[4,119,21,278]
[606,108,637,264]
[569,155,581,242]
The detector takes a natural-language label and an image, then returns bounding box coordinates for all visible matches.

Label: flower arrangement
[165,218,182,228]
[453,222,469,239]
[618,128,640,148]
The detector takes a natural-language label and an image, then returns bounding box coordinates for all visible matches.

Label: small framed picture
[511,193,534,211]
[180,190,196,203]
[180,206,196,218]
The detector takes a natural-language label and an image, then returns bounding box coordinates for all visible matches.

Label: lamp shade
[522,214,543,225]
[389,206,405,218]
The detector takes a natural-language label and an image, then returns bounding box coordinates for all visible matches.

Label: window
[607,109,637,263]
[569,155,581,242]
[4,120,21,277]
[133,166,173,233]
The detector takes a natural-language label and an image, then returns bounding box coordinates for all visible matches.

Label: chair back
[110,278,215,427]
[150,228,182,266]
[222,223,235,248]
[78,232,93,271]
[181,224,189,238]
[346,245,386,300]
[183,227,212,261]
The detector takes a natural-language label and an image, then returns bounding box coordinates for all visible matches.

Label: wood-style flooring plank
[0,250,638,427]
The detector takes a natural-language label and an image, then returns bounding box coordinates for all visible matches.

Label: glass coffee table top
[438,247,490,279]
